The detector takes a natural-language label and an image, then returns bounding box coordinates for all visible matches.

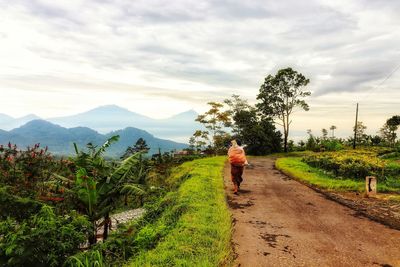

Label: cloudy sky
[0,0,399,139]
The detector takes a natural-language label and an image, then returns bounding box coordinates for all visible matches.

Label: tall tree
[195,102,231,152]
[224,94,253,137]
[330,125,337,138]
[386,115,400,146]
[322,128,328,140]
[121,138,149,159]
[380,115,400,146]
[256,67,310,152]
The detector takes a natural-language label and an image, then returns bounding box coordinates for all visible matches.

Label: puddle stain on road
[260,232,291,248]
[227,195,255,209]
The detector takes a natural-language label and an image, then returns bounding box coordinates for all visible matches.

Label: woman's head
[231,139,242,147]
[231,139,238,147]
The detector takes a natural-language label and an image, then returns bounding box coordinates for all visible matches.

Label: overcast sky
[0,0,399,139]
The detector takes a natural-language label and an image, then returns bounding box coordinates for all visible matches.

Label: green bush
[0,186,43,221]
[302,150,400,190]
[322,140,343,151]
[0,205,91,267]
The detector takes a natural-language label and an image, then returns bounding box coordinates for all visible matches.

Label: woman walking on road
[228,139,248,195]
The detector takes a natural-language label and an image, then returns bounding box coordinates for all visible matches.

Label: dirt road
[224,158,400,267]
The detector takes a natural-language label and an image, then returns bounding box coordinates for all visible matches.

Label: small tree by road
[354,121,367,145]
[195,102,231,153]
[189,130,209,152]
[380,115,400,146]
[330,125,337,138]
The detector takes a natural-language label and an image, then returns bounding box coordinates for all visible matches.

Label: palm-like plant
[54,136,146,244]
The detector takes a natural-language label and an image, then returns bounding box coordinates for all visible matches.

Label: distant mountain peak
[167,109,199,120]
[18,114,41,120]
[19,119,62,128]
[79,105,133,114]
[179,109,197,115]
[92,104,130,111]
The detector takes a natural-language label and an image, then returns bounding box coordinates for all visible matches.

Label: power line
[359,62,400,103]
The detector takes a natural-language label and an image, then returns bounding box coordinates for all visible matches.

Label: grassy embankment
[128,156,232,267]
[276,156,400,194]
[276,157,364,192]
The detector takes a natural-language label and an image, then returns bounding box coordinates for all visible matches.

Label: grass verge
[276,157,364,192]
[276,157,400,193]
[128,156,232,267]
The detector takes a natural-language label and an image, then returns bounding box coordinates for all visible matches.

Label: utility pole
[353,103,359,149]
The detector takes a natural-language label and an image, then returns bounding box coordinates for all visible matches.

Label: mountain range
[0,120,188,157]
[0,105,201,143]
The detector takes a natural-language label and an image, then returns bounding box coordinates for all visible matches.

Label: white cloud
[0,0,399,138]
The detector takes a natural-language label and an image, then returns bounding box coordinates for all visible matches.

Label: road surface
[224,158,400,267]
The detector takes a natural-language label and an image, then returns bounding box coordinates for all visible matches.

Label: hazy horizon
[1,1,399,141]
[0,104,198,120]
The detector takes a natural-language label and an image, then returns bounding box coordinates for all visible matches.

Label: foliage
[0,186,43,222]
[322,139,343,151]
[195,102,231,153]
[276,157,364,191]
[353,121,368,145]
[387,115,400,128]
[321,128,328,140]
[231,108,282,155]
[329,125,337,138]
[303,130,343,152]
[130,157,232,266]
[67,251,105,267]
[224,94,282,155]
[305,130,317,151]
[380,115,400,147]
[256,67,310,152]
[224,94,252,136]
[188,130,209,152]
[0,205,91,267]
[0,143,70,198]
[68,157,232,267]
[121,138,150,159]
[0,138,156,266]
[277,156,400,193]
[302,150,400,191]
[66,136,146,244]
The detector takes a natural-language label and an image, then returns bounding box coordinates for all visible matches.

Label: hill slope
[47,105,201,142]
[0,105,201,142]
[0,114,41,130]
[0,120,187,157]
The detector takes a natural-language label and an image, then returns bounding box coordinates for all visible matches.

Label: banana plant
[53,136,146,245]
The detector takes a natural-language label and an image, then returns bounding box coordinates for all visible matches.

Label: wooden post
[365,176,377,196]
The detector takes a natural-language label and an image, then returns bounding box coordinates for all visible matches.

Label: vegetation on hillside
[276,147,400,194]
[0,136,203,266]
[67,157,231,267]
[129,157,231,266]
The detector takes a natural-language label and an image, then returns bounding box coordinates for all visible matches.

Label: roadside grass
[276,157,400,193]
[128,156,232,267]
[264,151,313,159]
[276,157,363,192]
